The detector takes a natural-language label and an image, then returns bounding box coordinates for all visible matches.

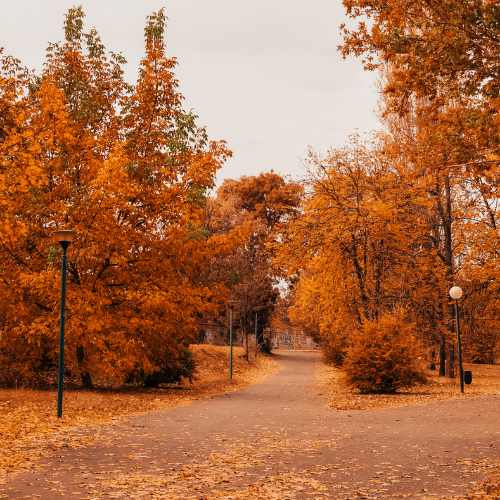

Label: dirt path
[3,351,500,499]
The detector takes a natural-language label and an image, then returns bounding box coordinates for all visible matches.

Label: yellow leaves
[0,8,233,389]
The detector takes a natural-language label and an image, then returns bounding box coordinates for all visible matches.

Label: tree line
[0,8,301,387]
[277,0,498,391]
[0,4,497,392]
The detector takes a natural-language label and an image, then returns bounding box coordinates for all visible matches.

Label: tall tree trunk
[443,174,455,378]
[435,173,456,378]
[439,335,446,376]
[245,331,249,361]
[350,238,370,320]
[448,343,455,378]
[76,345,93,388]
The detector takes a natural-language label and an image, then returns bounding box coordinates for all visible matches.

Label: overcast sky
[1,1,380,183]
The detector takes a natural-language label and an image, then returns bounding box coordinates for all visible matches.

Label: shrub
[344,310,426,393]
[323,332,348,366]
[127,347,195,387]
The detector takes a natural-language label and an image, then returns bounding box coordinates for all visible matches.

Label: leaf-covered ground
[316,359,500,497]
[0,345,277,481]
[4,351,499,499]
[317,361,500,411]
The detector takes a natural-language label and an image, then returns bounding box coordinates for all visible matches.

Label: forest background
[0,2,498,392]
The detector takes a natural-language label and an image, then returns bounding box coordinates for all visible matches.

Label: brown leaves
[82,432,335,499]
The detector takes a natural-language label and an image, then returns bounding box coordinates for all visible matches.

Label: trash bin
[464,370,472,385]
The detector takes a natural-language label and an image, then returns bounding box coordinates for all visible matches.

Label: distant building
[197,319,317,351]
[270,327,318,350]
[196,319,245,346]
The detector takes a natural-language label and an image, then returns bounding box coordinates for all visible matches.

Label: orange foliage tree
[0,8,230,387]
[278,0,498,381]
[278,136,443,365]
[206,172,303,353]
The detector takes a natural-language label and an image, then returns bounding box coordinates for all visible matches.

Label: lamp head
[54,229,75,246]
[449,286,463,300]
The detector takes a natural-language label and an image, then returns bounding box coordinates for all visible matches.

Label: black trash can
[464,370,472,385]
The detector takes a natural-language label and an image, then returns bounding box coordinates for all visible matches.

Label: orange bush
[344,311,427,394]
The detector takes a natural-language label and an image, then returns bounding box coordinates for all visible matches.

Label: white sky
[1,1,380,183]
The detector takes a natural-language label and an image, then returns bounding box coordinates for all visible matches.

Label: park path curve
[4,351,500,499]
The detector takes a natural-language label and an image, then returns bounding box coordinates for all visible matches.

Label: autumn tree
[0,8,229,387]
[278,136,444,369]
[340,0,499,103]
[205,172,303,355]
[340,0,499,374]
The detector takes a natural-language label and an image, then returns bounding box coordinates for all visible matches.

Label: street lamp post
[254,310,258,359]
[449,285,464,394]
[239,283,250,361]
[252,304,268,358]
[54,229,75,418]
[229,304,234,380]
[227,300,239,381]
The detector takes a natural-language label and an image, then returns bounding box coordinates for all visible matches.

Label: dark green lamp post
[229,304,234,380]
[54,229,75,418]
[254,309,258,357]
[253,305,268,358]
[227,300,239,381]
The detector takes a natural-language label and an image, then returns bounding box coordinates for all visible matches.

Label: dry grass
[317,361,500,411]
[0,344,278,480]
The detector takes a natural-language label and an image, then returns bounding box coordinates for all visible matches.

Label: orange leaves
[344,310,427,393]
[337,0,498,375]
[279,134,454,367]
[202,172,303,350]
[0,8,231,388]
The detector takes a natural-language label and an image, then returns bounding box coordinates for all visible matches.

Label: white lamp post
[449,286,464,393]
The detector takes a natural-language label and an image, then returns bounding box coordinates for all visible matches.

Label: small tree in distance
[344,310,427,394]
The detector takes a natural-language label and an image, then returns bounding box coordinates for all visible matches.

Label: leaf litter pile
[0,345,277,483]
[85,431,338,499]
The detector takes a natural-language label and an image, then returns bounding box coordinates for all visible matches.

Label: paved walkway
[4,351,500,498]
